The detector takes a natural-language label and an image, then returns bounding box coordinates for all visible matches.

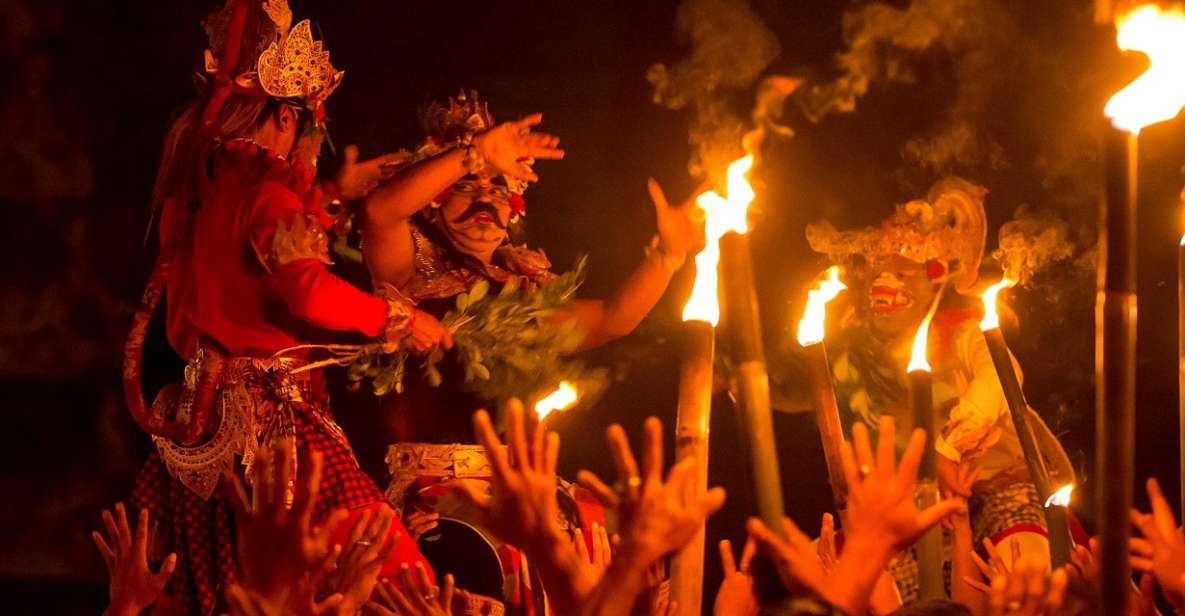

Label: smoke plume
[647,0,781,179]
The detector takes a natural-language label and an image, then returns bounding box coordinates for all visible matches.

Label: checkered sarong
[130,397,383,616]
[969,479,1047,547]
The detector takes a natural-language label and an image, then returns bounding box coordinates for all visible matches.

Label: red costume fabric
[132,140,430,615]
[160,139,387,359]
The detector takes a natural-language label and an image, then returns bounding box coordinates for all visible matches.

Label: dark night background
[2,0,1185,613]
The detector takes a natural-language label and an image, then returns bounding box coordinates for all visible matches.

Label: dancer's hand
[473,114,564,182]
[646,179,706,269]
[335,145,407,201]
[93,503,176,616]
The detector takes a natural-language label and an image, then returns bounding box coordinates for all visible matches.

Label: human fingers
[972,550,995,579]
[875,415,897,481]
[606,424,641,500]
[591,522,607,566]
[100,509,122,556]
[1147,478,1180,540]
[514,113,544,130]
[450,480,492,517]
[1019,559,1045,612]
[895,428,927,488]
[1129,536,1154,558]
[114,502,133,553]
[851,421,875,474]
[343,144,359,166]
[153,553,178,587]
[134,507,151,562]
[838,439,861,494]
[573,528,590,561]
[740,536,757,572]
[543,432,560,478]
[473,410,512,480]
[745,517,789,559]
[915,498,966,536]
[576,470,620,509]
[1044,568,1068,614]
[344,508,372,557]
[274,442,296,517]
[647,178,671,215]
[963,576,992,594]
[310,592,344,616]
[718,539,737,574]
[984,537,1011,575]
[440,573,455,611]
[91,530,115,571]
[642,417,664,485]
[699,487,726,518]
[505,399,529,471]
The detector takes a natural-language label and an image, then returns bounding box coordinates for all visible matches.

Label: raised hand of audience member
[456,401,562,549]
[967,536,1022,594]
[982,556,1067,616]
[576,417,725,616]
[367,565,456,616]
[1130,477,1185,613]
[327,506,399,615]
[93,503,177,616]
[713,538,758,616]
[815,513,902,615]
[405,510,441,541]
[578,417,725,565]
[756,416,962,614]
[224,443,348,611]
[572,522,613,586]
[456,400,592,613]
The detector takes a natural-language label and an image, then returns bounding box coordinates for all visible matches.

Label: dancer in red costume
[123,2,433,613]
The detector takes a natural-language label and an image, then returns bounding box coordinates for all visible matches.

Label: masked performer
[123,2,431,613]
[349,90,700,448]
[331,91,697,613]
[807,178,1072,578]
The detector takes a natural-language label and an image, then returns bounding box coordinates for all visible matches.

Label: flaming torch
[907,299,944,600]
[1180,229,1185,517]
[795,266,849,511]
[1100,6,1185,611]
[979,279,1071,566]
[534,381,578,421]
[704,155,787,535]
[668,164,737,613]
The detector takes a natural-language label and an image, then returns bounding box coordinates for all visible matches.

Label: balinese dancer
[335,91,700,614]
[123,2,431,613]
[351,90,701,448]
[806,178,1072,578]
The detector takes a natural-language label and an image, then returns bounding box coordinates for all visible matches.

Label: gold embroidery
[269,212,332,269]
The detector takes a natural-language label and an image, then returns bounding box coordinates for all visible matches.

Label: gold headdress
[256,19,343,106]
[416,90,530,196]
[807,177,987,292]
[199,0,342,119]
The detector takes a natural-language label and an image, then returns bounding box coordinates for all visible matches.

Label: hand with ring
[367,564,455,616]
[714,537,758,616]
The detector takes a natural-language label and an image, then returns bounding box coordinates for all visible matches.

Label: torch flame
[681,154,756,325]
[796,266,846,346]
[1104,4,1185,134]
[535,381,578,421]
[978,278,1016,332]
[1045,483,1074,508]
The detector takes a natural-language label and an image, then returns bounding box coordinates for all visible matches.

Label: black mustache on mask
[453,200,506,229]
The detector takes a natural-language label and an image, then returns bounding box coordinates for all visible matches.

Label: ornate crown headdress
[199,0,342,129]
[807,177,987,292]
[416,90,531,197]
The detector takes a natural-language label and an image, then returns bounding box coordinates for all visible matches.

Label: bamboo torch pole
[669,184,728,613]
[907,301,944,601]
[796,267,849,511]
[978,280,1072,567]
[1100,6,1185,608]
